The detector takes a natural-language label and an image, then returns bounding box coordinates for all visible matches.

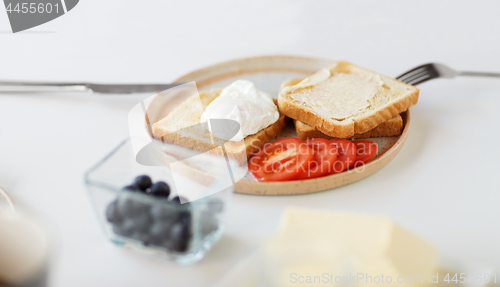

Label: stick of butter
[261,207,438,287]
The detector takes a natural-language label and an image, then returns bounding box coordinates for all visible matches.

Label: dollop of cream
[200,80,279,141]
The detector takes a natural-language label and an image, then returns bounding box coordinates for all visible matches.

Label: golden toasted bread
[281,78,403,140]
[294,116,403,140]
[152,88,286,165]
[278,62,418,138]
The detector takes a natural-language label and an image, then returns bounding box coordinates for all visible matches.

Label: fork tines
[396,64,437,85]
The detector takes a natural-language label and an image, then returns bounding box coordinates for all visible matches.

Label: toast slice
[281,78,403,140]
[294,116,403,140]
[278,61,418,138]
[152,88,286,166]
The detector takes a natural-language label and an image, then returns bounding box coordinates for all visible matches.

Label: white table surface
[1,1,500,286]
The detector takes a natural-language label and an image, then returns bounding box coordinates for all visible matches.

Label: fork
[396,63,500,86]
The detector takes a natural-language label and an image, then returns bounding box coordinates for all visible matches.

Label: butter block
[262,208,437,287]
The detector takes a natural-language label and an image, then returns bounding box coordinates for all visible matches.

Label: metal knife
[0,81,183,94]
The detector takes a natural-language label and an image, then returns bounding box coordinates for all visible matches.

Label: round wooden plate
[151,55,410,195]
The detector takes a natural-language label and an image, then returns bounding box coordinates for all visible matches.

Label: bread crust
[295,115,403,141]
[278,62,419,138]
[352,91,417,133]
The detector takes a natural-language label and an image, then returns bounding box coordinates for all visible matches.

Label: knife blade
[0,81,184,94]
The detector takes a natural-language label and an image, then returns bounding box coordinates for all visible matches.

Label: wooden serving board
[149,55,410,195]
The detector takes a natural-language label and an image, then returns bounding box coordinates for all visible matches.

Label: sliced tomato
[248,137,314,182]
[295,138,338,179]
[350,140,378,168]
[330,139,357,173]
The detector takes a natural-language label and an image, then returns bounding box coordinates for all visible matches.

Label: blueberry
[117,195,150,218]
[149,222,173,245]
[149,182,170,197]
[112,224,127,236]
[150,204,179,222]
[163,222,190,252]
[179,211,191,224]
[130,232,152,245]
[129,212,152,233]
[112,219,135,237]
[112,212,152,238]
[133,175,152,191]
[171,196,188,204]
[105,200,123,224]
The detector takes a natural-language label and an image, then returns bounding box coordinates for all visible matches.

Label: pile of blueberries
[105,175,223,253]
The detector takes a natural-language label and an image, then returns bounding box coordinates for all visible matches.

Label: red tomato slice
[351,140,378,168]
[295,138,338,179]
[330,139,357,173]
[248,137,314,182]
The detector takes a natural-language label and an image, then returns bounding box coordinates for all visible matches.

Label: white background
[1,1,500,286]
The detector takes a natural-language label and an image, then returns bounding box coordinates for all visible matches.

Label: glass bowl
[84,137,239,265]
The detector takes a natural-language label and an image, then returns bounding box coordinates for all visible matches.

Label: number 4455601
[443,273,497,284]
[6,3,59,14]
